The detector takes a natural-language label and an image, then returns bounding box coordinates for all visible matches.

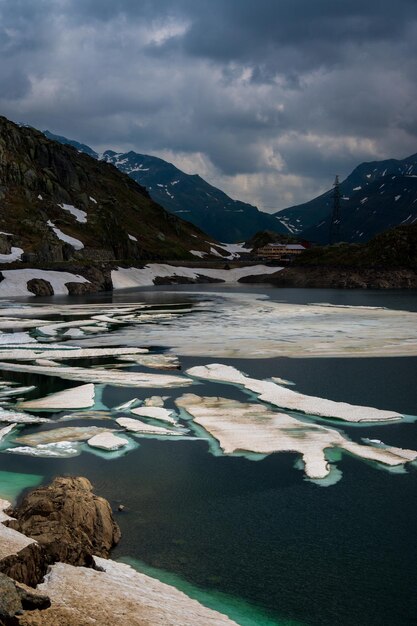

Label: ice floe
[0,385,36,398]
[0,407,49,424]
[144,395,169,407]
[116,417,182,436]
[130,406,177,425]
[176,394,417,480]
[113,398,142,412]
[0,347,148,361]
[0,424,16,443]
[0,331,37,345]
[59,410,112,422]
[0,362,192,388]
[117,353,180,369]
[6,441,81,458]
[14,426,113,446]
[129,292,417,358]
[87,432,129,451]
[17,383,95,411]
[186,364,402,423]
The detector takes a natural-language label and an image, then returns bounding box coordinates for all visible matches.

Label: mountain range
[44,131,289,242]
[276,153,417,243]
[46,130,417,245]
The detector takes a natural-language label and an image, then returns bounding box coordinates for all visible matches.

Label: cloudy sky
[1,0,416,212]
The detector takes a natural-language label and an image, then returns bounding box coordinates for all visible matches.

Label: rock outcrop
[2,477,120,585]
[241,266,417,289]
[0,573,50,626]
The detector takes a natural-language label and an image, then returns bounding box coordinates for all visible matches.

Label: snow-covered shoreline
[0,495,238,625]
[0,264,281,297]
[111,264,280,290]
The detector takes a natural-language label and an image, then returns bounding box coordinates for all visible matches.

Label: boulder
[4,477,120,579]
[0,235,11,255]
[65,281,96,295]
[26,279,54,297]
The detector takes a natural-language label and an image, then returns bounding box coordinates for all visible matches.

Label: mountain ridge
[0,116,213,270]
[275,152,417,242]
[44,131,289,242]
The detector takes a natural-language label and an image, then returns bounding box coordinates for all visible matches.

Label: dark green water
[1,287,416,625]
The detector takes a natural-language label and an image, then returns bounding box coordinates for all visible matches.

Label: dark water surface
[1,287,417,625]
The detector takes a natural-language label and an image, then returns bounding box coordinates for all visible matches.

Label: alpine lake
[0,284,416,626]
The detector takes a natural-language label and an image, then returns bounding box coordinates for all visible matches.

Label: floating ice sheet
[0,407,49,424]
[116,417,183,436]
[117,354,180,369]
[18,383,95,411]
[114,292,417,359]
[0,347,148,362]
[87,432,129,451]
[6,441,82,458]
[0,424,16,443]
[186,364,402,423]
[0,362,192,388]
[176,394,417,480]
[14,426,113,446]
[130,406,177,425]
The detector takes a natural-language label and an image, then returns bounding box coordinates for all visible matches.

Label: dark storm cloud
[0,0,416,209]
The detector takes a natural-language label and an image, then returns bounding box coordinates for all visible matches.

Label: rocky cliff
[0,116,213,270]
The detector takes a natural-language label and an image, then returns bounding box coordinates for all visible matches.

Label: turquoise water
[0,469,43,502]
[120,556,305,626]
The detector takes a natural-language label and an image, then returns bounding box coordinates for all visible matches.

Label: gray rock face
[0,572,50,625]
[0,572,22,624]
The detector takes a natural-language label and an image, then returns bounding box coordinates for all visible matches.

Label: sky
[1,0,417,213]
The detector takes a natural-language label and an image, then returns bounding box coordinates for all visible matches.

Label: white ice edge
[186,364,403,423]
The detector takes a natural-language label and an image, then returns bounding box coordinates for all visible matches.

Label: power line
[329,174,341,244]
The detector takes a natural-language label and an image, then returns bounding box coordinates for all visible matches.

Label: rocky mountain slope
[44,131,289,242]
[0,116,213,271]
[276,153,417,243]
